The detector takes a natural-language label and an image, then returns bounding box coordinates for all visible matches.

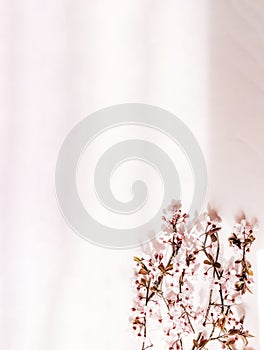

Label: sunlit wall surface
[0,2,209,350]
[1,0,263,349]
[209,1,264,348]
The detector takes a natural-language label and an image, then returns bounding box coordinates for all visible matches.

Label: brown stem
[203,289,213,326]
[141,278,151,350]
[180,338,184,350]
[181,304,195,334]
[147,226,181,303]
[141,220,182,350]
[191,332,202,350]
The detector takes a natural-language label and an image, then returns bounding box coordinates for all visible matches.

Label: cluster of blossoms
[130,201,256,350]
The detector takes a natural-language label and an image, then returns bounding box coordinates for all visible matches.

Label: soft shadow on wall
[209,1,264,349]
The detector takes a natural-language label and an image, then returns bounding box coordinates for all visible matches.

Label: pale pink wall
[0,1,209,350]
[209,0,264,229]
[208,2,264,348]
[1,1,262,349]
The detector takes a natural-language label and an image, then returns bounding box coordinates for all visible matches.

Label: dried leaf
[134,256,143,263]
[204,260,211,265]
[192,339,199,347]
[210,227,221,233]
[140,278,147,286]
[139,267,149,275]
[133,318,141,325]
[213,262,221,268]
[228,329,240,335]
[211,234,217,242]
[207,253,214,262]
[226,338,236,345]
[158,263,167,274]
[166,263,174,271]
[235,280,245,291]
[199,338,208,347]
[248,269,254,276]
[217,316,226,331]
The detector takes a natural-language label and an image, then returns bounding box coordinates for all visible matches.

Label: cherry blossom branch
[131,202,256,350]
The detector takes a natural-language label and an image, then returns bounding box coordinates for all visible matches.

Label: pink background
[0,1,263,349]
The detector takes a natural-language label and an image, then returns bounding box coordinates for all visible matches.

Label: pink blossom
[131,203,256,349]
